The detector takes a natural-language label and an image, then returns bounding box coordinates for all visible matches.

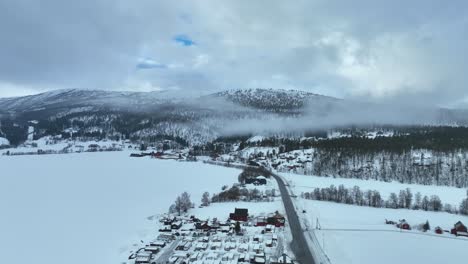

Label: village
[127,208,293,264]
[384,218,468,237]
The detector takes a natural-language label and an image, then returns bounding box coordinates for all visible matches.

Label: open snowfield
[281,172,467,206]
[297,200,468,264]
[0,152,240,264]
[281,172,468,264]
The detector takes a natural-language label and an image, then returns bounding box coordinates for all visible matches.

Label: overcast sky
[0,0,468,106]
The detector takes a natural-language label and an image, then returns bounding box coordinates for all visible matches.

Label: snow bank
[0,152,240,264]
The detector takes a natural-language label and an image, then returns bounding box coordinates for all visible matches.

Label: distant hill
[0,88,467,146]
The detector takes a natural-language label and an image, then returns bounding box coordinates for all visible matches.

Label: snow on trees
[201,192,211,206]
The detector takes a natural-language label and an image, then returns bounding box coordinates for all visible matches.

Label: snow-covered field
[299,200,468,264]
[282,172,468,264]
[282,172,467,206]
[0,152,241,264]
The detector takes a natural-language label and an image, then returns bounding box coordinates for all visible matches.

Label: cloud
[136,58,167,69]
[0,0,468,108]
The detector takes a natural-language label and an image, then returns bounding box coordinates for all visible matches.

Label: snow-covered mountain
[209,88,338,113]
[0,88,467,146]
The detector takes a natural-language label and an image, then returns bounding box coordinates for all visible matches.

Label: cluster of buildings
[128,209,292,264]
[387,219,468,237]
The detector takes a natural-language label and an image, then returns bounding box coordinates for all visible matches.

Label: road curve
[270,172,316,264]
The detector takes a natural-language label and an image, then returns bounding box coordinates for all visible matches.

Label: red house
[229,208,248,222]
[397,220,411,230]
[434,226,443,234]
[255,216,267,227]
[451,221,468,236]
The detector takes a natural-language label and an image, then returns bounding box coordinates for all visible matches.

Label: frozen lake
[0,152,239,264]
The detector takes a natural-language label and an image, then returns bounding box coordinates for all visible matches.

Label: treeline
[302,185,468,215]
[243,126,468,152]
[211,184,276,203]
[282,149,468,187]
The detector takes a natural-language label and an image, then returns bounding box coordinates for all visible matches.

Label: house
[230,208,248,221]
[451,221,468,236]
[267,212,286,227]
[435,226,443,234]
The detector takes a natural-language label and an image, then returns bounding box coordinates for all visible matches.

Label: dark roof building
[229,208,248,221]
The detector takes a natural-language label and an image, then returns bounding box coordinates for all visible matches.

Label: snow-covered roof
[0,137,10,146]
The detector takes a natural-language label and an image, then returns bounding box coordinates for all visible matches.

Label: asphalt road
[270,172,316,264]
[204,160,316,263]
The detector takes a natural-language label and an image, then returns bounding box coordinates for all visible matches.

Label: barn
[451,221,468,236]
[229,208,248,221]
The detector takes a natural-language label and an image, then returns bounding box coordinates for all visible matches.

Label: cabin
[230,208,248,221]
[435,226,443,234]
[253,256,266,264]
[163,216,176,225]
[255,216,267,227]
[210,242,222,250]
[238,253,246,262]
[152,152,164,158]
[397,220,411,230]
[157,233,175,242]
[265,225,274,233]
[171,221,182,230]
[195,221,212,231]
[194,242,208,251]
[451,221,468,236]
[267,213,286,227]
[238,243,249,253]
[134,252,152,264]
[245,176,267,185]
[175,241,192,251]
[159,226,172,232]
[271,254,294,264]
[144,246,160,254]
[149,240,166,248]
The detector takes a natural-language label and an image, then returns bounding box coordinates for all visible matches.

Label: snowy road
[270,171,316,264]
[203,160,317,264]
